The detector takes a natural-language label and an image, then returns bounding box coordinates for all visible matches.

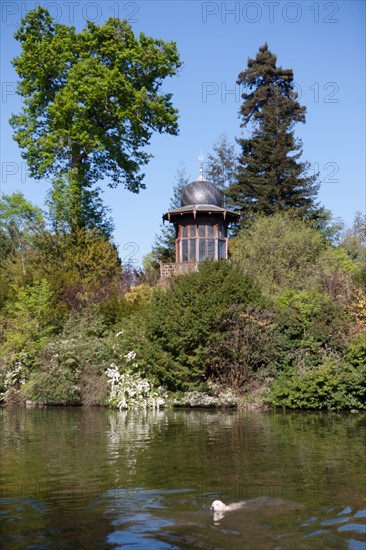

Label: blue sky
[1,0,365,265]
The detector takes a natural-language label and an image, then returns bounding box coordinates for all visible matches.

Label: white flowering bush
[105,358,167,410]
[0,362,27,401]
[0,353,30,401]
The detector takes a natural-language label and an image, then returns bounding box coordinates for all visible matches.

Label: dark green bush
[273,289,349,371]
[269,360,366,411]
[206,305,278,389]
[145,261,260,390]
[344,330,366,367]
[26,365,81,405]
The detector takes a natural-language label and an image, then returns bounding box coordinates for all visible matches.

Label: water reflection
[0,407,365,549]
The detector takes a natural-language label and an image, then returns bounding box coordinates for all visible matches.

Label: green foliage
[340,211,366,285]
[10,7,181,231]
[146,261,260,390]
[340,211,366,262]
[0,192,46,310]
[22,310,116,405]
[231,212,360,305]
[46,176,114,238]
[271,319,363,411]
[226,43,320,224]
[0,227,126,405]
[231,212,326,295]
[26,365,81,405]
[59,229,122,293]
[344,330,366,368]
[97,283,152,327]
[206,305,277,389]
[0,192,45,260]
[1,205,363,409]
[269,361,366,411]
[0,192,44,233]
[274,288,348,371]
[314,246,360,305]
[3,279,55,351]
[2,228,123,315]
[0,350,34,402]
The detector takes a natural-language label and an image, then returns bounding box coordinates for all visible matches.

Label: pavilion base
[159,262,199,281]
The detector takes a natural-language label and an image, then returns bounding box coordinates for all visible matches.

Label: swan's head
[210,499,228,512]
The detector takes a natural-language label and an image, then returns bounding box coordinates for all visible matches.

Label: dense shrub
[105,364,166,410]
[231,212,361,302]
[231,213,326,295]
[25,363,81,405]
[145,261,260,390]
[19,310,115,404]
[1,198,364,409]
[206,305,277,389]
[3,279,55,351]
[273,289,349,371]
[343,330,366,368]
[269,360,366,411]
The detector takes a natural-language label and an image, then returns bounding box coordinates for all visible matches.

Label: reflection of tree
[267,412,366,507]
[1,406,365,543]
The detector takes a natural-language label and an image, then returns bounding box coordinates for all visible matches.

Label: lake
[0,407,365,549]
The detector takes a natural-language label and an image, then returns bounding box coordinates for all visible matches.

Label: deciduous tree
[10,7,181,232]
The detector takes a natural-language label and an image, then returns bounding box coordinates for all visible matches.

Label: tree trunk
[70,147,86,233]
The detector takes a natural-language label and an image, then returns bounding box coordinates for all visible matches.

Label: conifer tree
[206,135,237,192]
[226,44,320,224]
[150,163,189,264]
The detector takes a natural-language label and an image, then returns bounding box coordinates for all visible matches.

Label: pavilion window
[218,240,226,259]
[199,239,215,261]
[182,239,189,261]
[207,225,215,237]
[189,239,196,261]
[198,224,205,237]
[178,222,230,262]
[218,224,227,238]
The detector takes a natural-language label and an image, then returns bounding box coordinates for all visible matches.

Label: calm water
[0,407,365,549]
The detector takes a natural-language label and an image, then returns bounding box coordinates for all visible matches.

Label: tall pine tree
[226,44,320,224]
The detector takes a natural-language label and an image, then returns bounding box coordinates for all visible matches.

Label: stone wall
[160,262,199,279]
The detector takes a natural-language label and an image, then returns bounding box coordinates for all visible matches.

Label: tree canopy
[10,7,181,231]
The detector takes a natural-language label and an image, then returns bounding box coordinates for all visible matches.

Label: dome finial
[198,153,204,181]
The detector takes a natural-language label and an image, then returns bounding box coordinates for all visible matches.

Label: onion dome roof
[181,172,222,207]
